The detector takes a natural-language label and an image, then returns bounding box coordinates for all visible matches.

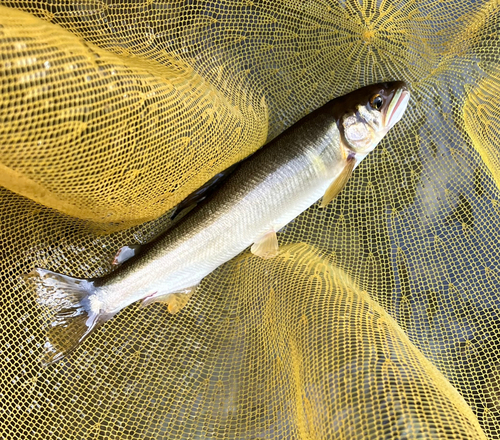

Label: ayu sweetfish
[30,81,410,364]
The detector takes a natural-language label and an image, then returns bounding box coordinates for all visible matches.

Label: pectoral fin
[320,157,356,208]
[140,286,197,314]
[251,230,279,259]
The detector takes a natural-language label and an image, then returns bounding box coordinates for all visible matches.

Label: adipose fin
[112,244,141,266]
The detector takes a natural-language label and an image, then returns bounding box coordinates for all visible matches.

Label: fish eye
[370,94,384,110]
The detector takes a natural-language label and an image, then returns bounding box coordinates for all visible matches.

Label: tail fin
[27,268,112,366]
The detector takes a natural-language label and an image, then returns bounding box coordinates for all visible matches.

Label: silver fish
[30,82,410,364]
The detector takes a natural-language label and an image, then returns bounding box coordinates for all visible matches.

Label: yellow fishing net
[1,0,499,438]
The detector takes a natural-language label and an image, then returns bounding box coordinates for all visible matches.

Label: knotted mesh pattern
[1,1,500,439]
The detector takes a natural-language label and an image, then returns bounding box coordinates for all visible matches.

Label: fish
[28,81,410,365]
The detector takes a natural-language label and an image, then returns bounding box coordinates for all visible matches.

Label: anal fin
[320,156,356,207]
[140,286,197,315]
[251,230,279,259]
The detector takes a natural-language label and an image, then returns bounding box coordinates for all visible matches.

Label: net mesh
[1,0,499,438]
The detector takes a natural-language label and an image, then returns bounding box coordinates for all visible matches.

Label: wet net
[1,1,499,438]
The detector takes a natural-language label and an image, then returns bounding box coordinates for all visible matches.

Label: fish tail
[27,268,114,366]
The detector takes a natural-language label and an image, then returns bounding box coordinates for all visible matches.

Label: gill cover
[319,82,410,207]
[336,81,410,154]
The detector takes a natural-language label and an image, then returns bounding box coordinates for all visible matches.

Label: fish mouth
[385,86,410,129]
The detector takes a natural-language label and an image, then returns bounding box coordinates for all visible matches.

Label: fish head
[336,81,410,155]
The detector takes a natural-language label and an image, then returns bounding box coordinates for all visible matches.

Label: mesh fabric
[1,1,500,438]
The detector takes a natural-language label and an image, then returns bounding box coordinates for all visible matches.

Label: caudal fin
[27,268,112,366]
